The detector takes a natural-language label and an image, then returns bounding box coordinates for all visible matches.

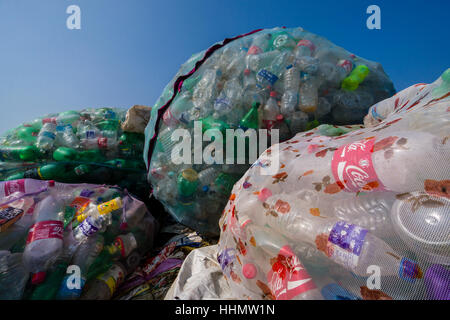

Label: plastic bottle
[163,91,194,128]
[0,145,40,161]
[81,262,127,300]
[76,197,123,223]
[36,122,57,152]
[239,102,260,131]
[198,167,219,192]
[193,68,221,110]
[245,33,271,71]
[53,147,78,162]
[177,169,199,199]
[214,78,243,117]
[299,76,319,113]
[315,97,332,119]
[256,51,290,88]
[77,120,100,150]
[341,64,369,91]
[293,39,316,59]
[56,235,104,300]
[262,91,280,130]
[0,251,29,300]
[23,163,71,181]
[280,65,300,116]
[23,195,65,284]
[288,111,309,134]
[105,229,148,260]
[16,126,39,144]
[0,179,49,199]
[0,197,35,250]
[56,124,80,149]
[251,226,323,300]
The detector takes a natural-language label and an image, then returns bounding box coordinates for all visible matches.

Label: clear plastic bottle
[214,77,242,117]
[0,251,29,299]
[280,64,301,116]
[56,124,80,149]
[262,91,280,130]
[251,226,323,300]
[197,167,219,192]
[256,51,290,88]
[36,122,57,152]
[193,68,221,110]
[22,194,65,284]
[81,262,127,300]
[299,76,319,113]
[77,120,100,150]
[293,39,316,59]
[0,179,49,199]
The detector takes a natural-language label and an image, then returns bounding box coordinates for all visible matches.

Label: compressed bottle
[81,262,127,300]
[299,76,319,113]
[239,102,260,131]
[262,91,280,130]
[0,145,39,161]
[56,235,104,300]
[56,124,80,149]
[280,65,300,116]
[16,126,39,144]
[53,147,78,162]
[56,110,81,126]
[23,195,64,284]
[198,167,219,192]
[270,30,297,51]
[24,163,71,181]
[251,226,323,300]
[0,251,29,300]
[245,33,272,71]
[77,120,100,150]
[256,51,290,88]
[177,169,199,199]
[293,39,316,59]
[192,68,221,110]
[214,78,242,117]
[36,122,57,152]
[163,91,194,128]
[105,229,148,260]
[341,64,370,91]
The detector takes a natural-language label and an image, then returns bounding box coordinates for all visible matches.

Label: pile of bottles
[0,107,148,198]
[145,26,396,235]
[0,179,158,300]
[216,72,450,300]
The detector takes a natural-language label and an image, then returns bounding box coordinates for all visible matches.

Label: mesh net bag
[144,26,396,235]
[216,70,450,300]
[0,107,148,198]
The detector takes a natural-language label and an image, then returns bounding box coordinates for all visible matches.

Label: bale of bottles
[215,71,450,300]
[0,107,148,198]
[145,26,396,236]
[0,179,158,300]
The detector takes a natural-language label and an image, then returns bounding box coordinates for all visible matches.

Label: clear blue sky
[0,0,448,132]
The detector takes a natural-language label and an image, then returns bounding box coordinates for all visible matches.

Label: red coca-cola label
[337,59,353,73]
[247,45,263,55]
[331,137,386,192]
[26,220,64,244]
[266,245,317,300]
[4,180,25,196]
[42,117,57,124]
[98,137,108,148]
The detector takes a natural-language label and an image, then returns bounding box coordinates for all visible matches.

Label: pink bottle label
[247,45,263,55]
[266,245,316,300]
[296,39,316,54]
[4,180,25,196]
[26,220,64,244]
[331,137,386,192]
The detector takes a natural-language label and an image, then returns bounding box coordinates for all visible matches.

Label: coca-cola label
[327,221,368,269]
[266,245,317,300]
[42,118,57,124]
[331,137,385,192]
[98,137,108,148]
[26,220,64,244]
[257,69,278,86]
[4,179,25,196]
[337,59,353,74]
[296,39,316,54]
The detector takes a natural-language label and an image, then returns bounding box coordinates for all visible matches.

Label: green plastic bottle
[57,111,80,126]
[30,261,69,300]
[432,68,450,98]
[16,126,39,144]
[77,149,105,163]
[239,102,260,130]
[5,172,25,181]
[214,173,236,195]
[341,64,370,91]
[53,147,78,161]
[24,163,68,180]
[0,145,40,161]
[177,168,199,198]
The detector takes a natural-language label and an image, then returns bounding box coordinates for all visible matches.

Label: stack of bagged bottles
[145,26,396,236]
[215,71,450,300]
[0,179,158,300]
[0,107,148,198]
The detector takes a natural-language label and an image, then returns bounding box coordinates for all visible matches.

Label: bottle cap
[270,91,277,97]
[48,180,55,187]
[32,272,46,285]
[242,263,257,279]
[244,68,251,76]
[276,114,284,121]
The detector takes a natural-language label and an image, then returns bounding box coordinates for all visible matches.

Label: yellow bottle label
[97,198,122,215]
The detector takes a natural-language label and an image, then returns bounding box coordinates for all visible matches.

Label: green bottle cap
[239,102,260,130]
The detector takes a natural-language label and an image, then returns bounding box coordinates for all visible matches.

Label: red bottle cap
[32,272,46,285]
[244,68,251,76]
[276,114,284,121]
[270,91,277,97]
[242,263,257,279]
[48,180,55,187]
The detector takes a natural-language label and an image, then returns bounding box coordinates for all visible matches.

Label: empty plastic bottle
[81,262,127,300]
[293,39,316,59]
[256,51,290,88]
[214,78,242,117]
[76,197,123,223]
[77,120,100,150]
[280,64,301,116]
[0,251,29,300]
[262,91,281,130]
[341,64,370,91]
[0,145,40,161]
[0,197,35,250]
[23,195,65,284]
[299,76,319,113]
[56,124,80,149]
[36,122,57,152]
[193,68,221,110]
[239,102,260,131]
[198,167,219,192]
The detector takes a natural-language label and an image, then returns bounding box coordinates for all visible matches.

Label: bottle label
[266,245,317,300]
[78,216,99,237]
[0,207,24,230]
[327,221,368,269]
[98,264,125,295]
[214,98,231,110]
[296,39,316,54]
[3,179,25,196]
[257,69,278,85]
[247,45,262,55]
[97,198,121,215]
[337,59,353,74]
[98,137,108,148]
[26,220,64,244]
[41,131,56,140]
[85,130,96,139]
[331,137,386,192]
[70,197,91,215]
[42,117,57,124]
[399,258,420,283]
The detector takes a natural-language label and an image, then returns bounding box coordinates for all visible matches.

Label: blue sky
[0,0,448,132]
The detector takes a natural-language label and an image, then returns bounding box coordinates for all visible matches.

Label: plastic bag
[216,70,450,300]
[0,107,149,198]
[0,178,158,300]
[145,26,396,235]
